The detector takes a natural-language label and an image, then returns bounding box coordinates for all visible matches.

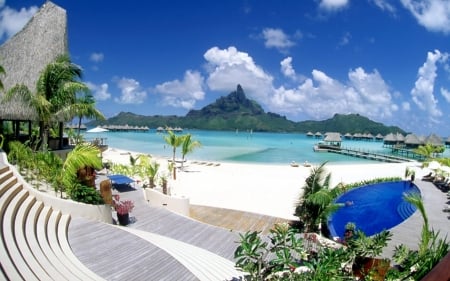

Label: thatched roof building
[323,132,342,147]
[0,1,67,121]
[425,133,443,146]
[404,133,421,148]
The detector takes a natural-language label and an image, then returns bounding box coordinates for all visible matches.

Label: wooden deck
[189,205,291,235]
[67,178,450,280]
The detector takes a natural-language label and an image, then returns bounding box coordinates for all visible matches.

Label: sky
[0,0,450,136]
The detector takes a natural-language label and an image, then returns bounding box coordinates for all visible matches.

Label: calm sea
[84,129,422,165]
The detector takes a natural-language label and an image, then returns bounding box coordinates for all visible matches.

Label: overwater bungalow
[425,133,444,147]
[375,133,384,141]
[383,133,404,147]
[314,132,323,139]
[306,131,314,137]
[404,133,421,149]
[315,132,342,150]
[344,133,353,139]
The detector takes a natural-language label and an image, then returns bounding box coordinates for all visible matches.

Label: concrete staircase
[0,165,104,280]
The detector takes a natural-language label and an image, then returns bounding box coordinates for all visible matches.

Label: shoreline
[102,147,426,220]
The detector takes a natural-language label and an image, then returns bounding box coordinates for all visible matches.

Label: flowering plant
[112,194,135,215]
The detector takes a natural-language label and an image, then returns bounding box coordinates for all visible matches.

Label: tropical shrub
[68,182,104,205]
[294,162,343,233]
[234,223,309,280]
[386,193,449,280]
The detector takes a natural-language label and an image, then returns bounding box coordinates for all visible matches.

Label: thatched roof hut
[375,133,384,140]
[323,132,342,147]
[344,133,353,139]
[404,133,421,148]
[425,133,443,146]
[0,1,67,121]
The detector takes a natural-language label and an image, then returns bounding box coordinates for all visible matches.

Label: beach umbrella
[86,126,109,133]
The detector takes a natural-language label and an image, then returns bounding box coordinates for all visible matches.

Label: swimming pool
[328,181,420,238]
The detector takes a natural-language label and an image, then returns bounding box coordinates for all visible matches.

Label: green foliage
[300,247,353,281]
[387,193,449,280]
[414,143,441,159]
[181,134,201,164]
[234,223,309,280]
[87,88,405,134]
[347,229,392,258]
[62,143,102,197]
[340,177,402,190]
[295,162,343,233]
[67,182,104,205]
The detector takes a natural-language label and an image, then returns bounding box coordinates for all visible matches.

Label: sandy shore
[102,147,427,220]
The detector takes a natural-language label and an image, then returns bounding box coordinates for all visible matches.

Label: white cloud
[0,5,38,40]
[370,0,396,13]
[204,46,274,103]
[400,0,450,33]
[410,50,445,118]
[86,82,111,101]
[262,28,295,53]
[402,101,411,111]
[90,52,104,63]
[114,77,146,104]
[280,57,296,80]
[270,67,396,120]
[154,70,205,109]
[319,0,349,11]
[202,46,398,123]
[441,87,450,103]
[338,32,351,47]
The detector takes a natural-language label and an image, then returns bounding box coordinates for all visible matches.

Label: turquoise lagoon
[83,129,438,165]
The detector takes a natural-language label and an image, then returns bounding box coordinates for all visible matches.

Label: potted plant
[348,229,392,280]
[112,194,135,226]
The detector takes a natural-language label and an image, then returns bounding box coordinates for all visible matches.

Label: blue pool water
[328,181,420,238]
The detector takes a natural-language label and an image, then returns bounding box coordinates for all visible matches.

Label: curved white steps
[0,166,104,280]
[121,227,244,281]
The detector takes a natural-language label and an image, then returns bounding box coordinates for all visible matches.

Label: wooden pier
[314,145,415,163]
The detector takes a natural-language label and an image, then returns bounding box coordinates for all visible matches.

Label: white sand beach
[102,147,427,220]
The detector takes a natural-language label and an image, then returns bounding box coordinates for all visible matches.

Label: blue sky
[1,0,450,135]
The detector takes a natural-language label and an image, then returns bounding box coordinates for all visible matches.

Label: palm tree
[61,143,102,197]
[58,92,105,139]
[4,55,89,150]
[164,130,183,179]
[294,162,342,233]
[36,54,89,149]
[180,134,201,169]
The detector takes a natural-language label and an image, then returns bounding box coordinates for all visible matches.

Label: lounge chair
[422,172,433,181]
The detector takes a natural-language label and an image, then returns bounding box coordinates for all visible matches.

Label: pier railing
[317,145,417,163]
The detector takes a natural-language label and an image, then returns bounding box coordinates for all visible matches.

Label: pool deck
[381,179,449,258]
[66,178,449,280]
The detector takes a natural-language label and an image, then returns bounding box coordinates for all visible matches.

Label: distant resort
[311,131,449,163]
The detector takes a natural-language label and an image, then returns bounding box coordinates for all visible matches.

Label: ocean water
[85,129,410,165]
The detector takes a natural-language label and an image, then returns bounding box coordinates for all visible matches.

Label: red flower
[112,195,135,215]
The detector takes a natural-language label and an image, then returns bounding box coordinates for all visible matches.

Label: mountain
[88,85,406,134]
[183,85,298,131]
[298,114,406,135]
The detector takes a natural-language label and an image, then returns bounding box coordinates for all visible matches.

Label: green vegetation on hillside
[89,85,406,135]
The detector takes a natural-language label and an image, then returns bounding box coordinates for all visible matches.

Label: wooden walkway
[189,205,291,235]
[68,188,246,280]
[327,147,414,163]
